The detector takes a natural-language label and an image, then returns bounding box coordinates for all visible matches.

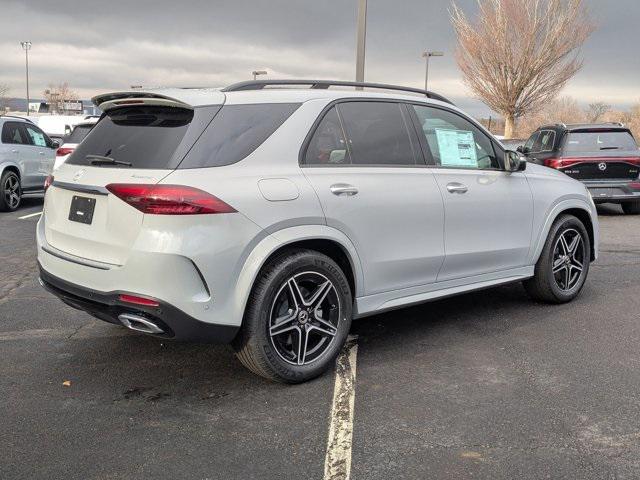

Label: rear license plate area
[68,196,96,225]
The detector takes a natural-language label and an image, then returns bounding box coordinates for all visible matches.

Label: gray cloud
[0,0,638,117]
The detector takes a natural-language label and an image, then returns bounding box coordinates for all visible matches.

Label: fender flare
[0,160,21,179]
[231,224,364,326]
[529,197,598,264]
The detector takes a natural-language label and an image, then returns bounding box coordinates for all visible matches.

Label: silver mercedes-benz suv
[37,80,599,383]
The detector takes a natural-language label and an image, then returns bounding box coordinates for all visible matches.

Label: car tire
[0,170,22,212]
[622,201,640,215]
[233,248,352,383]
[523,214,590,304]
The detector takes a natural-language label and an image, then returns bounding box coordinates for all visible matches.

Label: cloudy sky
[0,0,638,116]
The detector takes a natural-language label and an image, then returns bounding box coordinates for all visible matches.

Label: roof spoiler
[92,91,193,112]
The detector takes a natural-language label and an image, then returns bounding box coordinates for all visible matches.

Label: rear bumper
[38,264,239,343]
[583,181,640,203]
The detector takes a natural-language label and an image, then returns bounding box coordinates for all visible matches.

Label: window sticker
[435,129,478,167]
[28,129,47,147]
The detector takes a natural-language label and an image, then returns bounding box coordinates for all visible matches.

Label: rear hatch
[557,129,640,181]
[44,93,223,265]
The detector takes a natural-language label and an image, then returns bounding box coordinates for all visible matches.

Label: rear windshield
[564,131,638,153]
[67,105,218,169]
[67,124,94,144]
[67,103,299,169]
[178,103,300,169]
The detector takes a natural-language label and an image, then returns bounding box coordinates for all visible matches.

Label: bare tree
[518,96,586,136]
[451,0,594,138]
[586,101,611,123]
[43,82,79,113]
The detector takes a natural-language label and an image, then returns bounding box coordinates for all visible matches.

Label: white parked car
[37,81,599,382]
[54,118,99,170]
[0,115,58,211]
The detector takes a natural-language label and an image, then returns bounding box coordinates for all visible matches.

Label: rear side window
[68,106,207,169]
[564,131,639,153]
[67,124,94,144]
[304,107,349,165]
[339,102,417,166]
[179,103,300,169]
[1,122,29,145]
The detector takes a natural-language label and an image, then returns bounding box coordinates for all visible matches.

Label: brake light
[630,182,640,190]
[545,156,640,169]
[105,184,236,215]
[56,147,75,157]
[544,158,563,169]
[44,175,54,192]
[119,294,159,307]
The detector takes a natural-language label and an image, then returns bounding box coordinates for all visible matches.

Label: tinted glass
[67,106,205,169]
[304,107,349,165]
[533,130,555,152]
[338,102,417,166]
[1,122,28,145]
[524,132,539,151]
[564,131,639,153]
[67,125,93,144]
[412,105,500,169]
[179,103,300,169]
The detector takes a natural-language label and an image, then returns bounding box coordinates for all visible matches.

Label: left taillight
[56,147,75,157]
[44,175,54,192]
[105,184,236,215]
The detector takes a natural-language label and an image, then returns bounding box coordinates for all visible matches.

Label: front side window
[338,102,417,166]
[524,132,539,152]
[24,125,49,147]
[1,122,29,145]
[532,130,555,153]
[412,105,500,170]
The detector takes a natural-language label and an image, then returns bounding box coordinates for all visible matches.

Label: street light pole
[20,41,32,112]
[355,0,367,84]
[422,50,443,91]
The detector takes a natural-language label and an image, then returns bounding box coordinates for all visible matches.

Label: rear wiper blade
[87,155,132,167]
[599,146,619,150]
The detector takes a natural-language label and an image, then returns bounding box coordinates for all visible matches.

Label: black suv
[519,123,640,214]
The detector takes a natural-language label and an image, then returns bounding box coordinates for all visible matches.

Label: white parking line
[19,211,42,220]
[324,335,358,480]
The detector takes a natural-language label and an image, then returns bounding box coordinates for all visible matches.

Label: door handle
[11,149,18,154]
[446,182,468,194]
[39,151,45,155]
[330,183,359,196]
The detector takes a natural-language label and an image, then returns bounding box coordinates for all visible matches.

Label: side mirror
[505,150,526,172]
[516,145,524,153]
[51,139,61,149]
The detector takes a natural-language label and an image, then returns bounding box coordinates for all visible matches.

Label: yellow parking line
[324,335,359,480]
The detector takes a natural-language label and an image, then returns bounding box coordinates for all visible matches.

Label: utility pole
[422,50,443,91]
[355,0,367,84]
[20,41,32,112]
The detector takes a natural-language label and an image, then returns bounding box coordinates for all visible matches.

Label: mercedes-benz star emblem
[598,162,607,171]
[73,169,86,182]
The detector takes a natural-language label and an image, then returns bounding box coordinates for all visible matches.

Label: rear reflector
[56,147,75,157]
[119,294,160,307]
[105,184,236,215]
[44,175,54,192]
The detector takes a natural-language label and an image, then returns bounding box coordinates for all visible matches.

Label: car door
[23,124,55,188]
[301,100,445,296]
[410,104,533,282]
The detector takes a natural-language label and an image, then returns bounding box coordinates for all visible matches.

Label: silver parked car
[37,80,599,383]
[0,115,58,211]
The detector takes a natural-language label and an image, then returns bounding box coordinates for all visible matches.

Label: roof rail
[0,114,34,124]
[222,79,455,105]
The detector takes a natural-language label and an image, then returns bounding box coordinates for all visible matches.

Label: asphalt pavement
[1,198,639,479]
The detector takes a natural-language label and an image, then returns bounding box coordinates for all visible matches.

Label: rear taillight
[630,182,640,190]
[544,158,563,169]
[105,184,236,215]
[44,175,54,192]
[119,294,160,307]
[56,147,75,157]
[545,157,640,169]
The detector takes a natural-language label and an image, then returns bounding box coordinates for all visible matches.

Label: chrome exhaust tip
[118,313,164,335]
